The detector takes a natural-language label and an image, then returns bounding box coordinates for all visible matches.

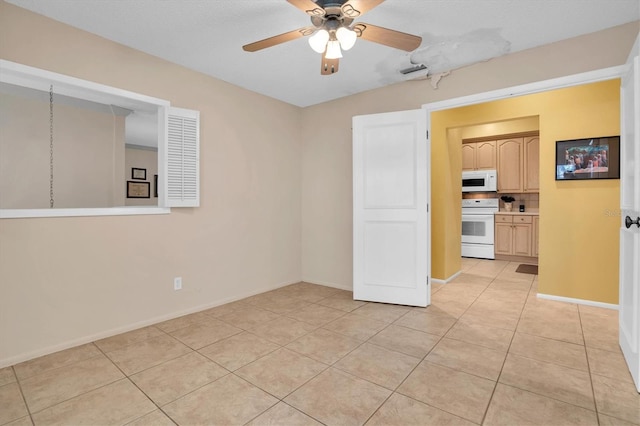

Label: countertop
[496,209,539,216]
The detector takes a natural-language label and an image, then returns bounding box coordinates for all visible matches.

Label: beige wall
[0,2,302,366]
[0,92,126,208]
[300,21,639,285]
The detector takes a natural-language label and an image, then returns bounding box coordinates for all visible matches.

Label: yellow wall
[432,80,620,303]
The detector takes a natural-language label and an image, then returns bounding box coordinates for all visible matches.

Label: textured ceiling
[6,0,640,107]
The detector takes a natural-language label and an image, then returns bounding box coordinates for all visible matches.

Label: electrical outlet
[174,277,182,291]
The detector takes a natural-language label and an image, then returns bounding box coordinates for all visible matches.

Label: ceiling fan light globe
[336,27,357,50]
[308,29,329,53]
[325,40,343,59]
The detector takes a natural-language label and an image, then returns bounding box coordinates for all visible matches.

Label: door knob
[625,216,640,229]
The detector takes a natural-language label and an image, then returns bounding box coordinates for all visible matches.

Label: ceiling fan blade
[242,27,315,52]
[341,0,385,18]
[286,0,326,16]
[321,53,339,75]
[354,23,422,52]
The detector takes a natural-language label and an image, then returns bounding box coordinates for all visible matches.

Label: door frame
[422,64,626,289]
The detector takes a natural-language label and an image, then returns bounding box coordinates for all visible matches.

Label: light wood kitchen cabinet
[495,214,534,257]
[533,215,540,257]
[462,141,496,171]
[497,138,523,192]
[524,136,540,192]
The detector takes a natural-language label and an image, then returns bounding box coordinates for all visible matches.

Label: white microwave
[462,170,497,192]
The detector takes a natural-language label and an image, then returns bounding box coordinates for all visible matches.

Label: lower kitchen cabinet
[495,214,535,257]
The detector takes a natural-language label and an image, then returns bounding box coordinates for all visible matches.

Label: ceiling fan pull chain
[49,84,54,208]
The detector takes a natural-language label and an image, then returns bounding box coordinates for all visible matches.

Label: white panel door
[353,109,429,307]
[620,34,640,393]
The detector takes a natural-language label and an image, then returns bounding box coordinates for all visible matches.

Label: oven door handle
[462,214,495,221]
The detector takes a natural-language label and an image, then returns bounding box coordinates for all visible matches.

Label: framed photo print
[131,167,146,180]
[127,181,150,198]
[555,136,620,181]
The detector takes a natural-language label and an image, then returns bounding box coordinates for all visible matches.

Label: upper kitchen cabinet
[523,136,539,192]
[497,138,523,192]
[496,135,539,193]
[462,141,496,171]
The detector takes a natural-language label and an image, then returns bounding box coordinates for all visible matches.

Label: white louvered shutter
[166,107,200,207]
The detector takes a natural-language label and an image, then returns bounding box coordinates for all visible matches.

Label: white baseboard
[302,278,352,292]
[0,279,300,369]
[431,270,462,284]
[536,293,618,310]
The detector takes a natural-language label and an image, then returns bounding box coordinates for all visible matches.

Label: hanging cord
[49,85,54,208]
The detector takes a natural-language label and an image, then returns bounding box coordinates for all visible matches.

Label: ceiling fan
[242,0,422,75]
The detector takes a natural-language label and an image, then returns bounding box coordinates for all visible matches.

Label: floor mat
[516,264,538,274]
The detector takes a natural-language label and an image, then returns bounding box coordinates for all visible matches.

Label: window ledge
[0,207,171,219]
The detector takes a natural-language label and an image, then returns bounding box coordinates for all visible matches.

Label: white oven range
[462,198,499,259]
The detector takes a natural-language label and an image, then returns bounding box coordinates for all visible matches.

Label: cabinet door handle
[625,216,640,229]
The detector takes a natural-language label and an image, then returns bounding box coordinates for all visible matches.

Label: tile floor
[1,259,638,425]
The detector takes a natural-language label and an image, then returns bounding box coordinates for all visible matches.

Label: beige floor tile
[285,368,391,426]
[246,402,322,426]
[460,258,481,272]
[366,392,476,426]
[334,343,420,390]
[592,373,640,425]
[450,272,494,287]
[127,409,176,426]
[484,383,598,426]
[426,337,506,380]
[291,283,341,302]
[249,317,317,346]
[316,292,367,312]
[163,374,278,425]
[509,332,588,371]
[580,313,620,352]
[31,379,156,426]
[130,352,228,405]
[13,344,101,380]
[397,362,495,424]
[198,331,280,371]
[464,260,509,278]
[0,382,29,425]
[436,282,487,298]
[426,296,475,319]
[598,413,639,426]
[20,355,124,413]
[200,300,250,318]
[459,310,520,331]
[394,310,456,336]
[322,313,388,341]
[0,367,16,387]
[94,326,164,353]
[168,319,242,349]
[155,311,214,333]
[351,302,411,323]
[368,324,440,358]
[517,315,584,345]
[254,296,312,315]
[286,304,347,327]
[445,320,513,352]
[286,328,362,365]
[488,277,533,293]
[587,346,634,383]
[106,334,192,375]
[236,348,327,398]
[431,282,445,293]
[218,307,281,330]
[4,416,33,426]
[499,353,595,410]
[468,297,524,317]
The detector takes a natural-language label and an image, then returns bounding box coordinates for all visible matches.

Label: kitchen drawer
[513,215,532,224]
[495,215,513,223]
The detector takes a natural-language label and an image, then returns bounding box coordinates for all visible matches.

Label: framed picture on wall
[555,136,620,180]
[127,181,150,198]
[131,167,146,180]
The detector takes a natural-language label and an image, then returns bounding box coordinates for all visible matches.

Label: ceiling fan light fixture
[308,29,329,53]
[325,40,343,59]
[336,27,357,50]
